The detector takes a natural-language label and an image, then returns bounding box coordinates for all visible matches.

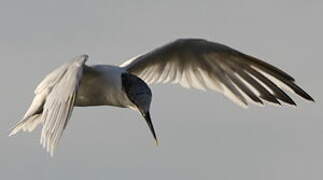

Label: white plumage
[9,39,314,156]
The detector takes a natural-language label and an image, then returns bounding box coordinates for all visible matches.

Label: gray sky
[1,0,322,179]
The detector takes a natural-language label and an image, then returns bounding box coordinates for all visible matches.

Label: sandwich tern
[9,38,314,156]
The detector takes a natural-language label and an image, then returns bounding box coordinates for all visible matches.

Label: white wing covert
[121,39,313,107]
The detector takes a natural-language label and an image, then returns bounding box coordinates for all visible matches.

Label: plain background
[1,0,322,179]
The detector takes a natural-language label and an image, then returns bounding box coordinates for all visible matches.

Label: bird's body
[75,65,132,108]
[9,38,314,156]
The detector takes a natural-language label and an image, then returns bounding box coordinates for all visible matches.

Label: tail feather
[9,114,42,136]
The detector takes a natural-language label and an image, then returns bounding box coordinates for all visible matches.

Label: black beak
[141,111,158,145]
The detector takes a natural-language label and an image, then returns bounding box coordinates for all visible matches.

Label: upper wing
[121,39,313,107]
[22,55,88,156]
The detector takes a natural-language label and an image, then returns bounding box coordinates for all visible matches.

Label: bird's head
[121,73,158,145]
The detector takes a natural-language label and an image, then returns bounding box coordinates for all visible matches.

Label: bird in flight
[9,39,314,156]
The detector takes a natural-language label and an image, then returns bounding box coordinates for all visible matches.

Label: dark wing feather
[121,39,313,107]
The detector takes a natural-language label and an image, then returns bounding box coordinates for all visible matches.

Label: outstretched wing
[121,39,313,107]
[10,55,88,156]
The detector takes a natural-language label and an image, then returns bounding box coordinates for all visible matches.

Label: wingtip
[287,99,297,107]
[297,93,315,103]
[298,90,315,102]
[306,96,315,103]
[8,129,18,137]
